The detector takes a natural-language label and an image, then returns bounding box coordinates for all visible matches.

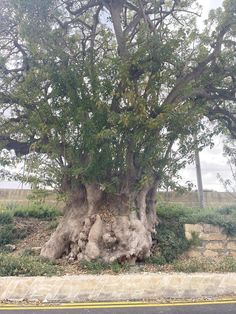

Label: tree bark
[40,183,158,263]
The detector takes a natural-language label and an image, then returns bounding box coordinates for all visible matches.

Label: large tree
[0,0,235,262]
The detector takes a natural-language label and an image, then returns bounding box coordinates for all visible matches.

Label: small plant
[80,260,108,274]
[27,188,50,205]
[0,211,13,224]
[219,257,236,272]
[4,203,18,211]
[189,231,202,247]
[110,261,123,273]
[154,221,190,263]
[0,254,60,276]
[21,248,36,257]
[47,220,59,230]
[0,245,15,253]
[79,259,130,274]
[217,206,236,215]
[0,225,16,245]
[145,255,166,265]
[0,225,27,245]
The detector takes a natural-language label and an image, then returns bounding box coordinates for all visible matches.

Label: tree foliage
[217,137,236,196]
[0,0,235,194]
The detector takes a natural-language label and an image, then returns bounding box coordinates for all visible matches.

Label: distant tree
[0,0,235,262]
[218,138,236,197]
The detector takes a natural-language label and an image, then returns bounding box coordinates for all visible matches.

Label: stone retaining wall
[0,273,235,302]
[185,224,236,258]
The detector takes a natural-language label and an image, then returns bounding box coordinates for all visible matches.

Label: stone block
[205,242,224,250]
[227,241,236,250]
[185,231,192,240]
[203,250,219,257]
[199,233,227,241]
[30,247,42,255]
[184,224,203,233]
[203,224,223,234]
[229,251,236,258]
[187,250,202,258]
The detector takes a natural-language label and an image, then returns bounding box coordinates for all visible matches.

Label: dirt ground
[7,217,172,275]
[5,216,236,275]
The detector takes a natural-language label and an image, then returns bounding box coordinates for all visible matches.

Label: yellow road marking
[0,300,236,310]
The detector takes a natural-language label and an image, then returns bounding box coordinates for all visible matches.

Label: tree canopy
[0,0,235,193]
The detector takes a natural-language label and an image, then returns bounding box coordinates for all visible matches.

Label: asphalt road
[1,301,236,314]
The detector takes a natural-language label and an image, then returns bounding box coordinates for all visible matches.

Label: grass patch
[0,224,27,245]
[145,255,167,265]
[0,253,60,276]
[173,257,236,273]
[0,245,15,253]
[21,248,38,257]
[13,205,61,220]
[80,259,130,274]
[0,211,13,224]
[1,203,62,221]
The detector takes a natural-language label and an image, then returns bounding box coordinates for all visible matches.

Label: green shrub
[154,222,190,263]
[217,205,236,215]
[0,211,13,224]
[0,254,60,276]
[0,225,15,245]
[189,231,202,247]
[0,224,27,245]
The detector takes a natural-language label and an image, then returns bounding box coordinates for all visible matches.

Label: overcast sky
[0,0,234,192]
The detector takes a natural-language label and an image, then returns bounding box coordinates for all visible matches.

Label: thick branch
[65,0,102,16]
[105,0,129,58]
[0,136,30,155]
[208,106,236,138]
[163,23,233,106]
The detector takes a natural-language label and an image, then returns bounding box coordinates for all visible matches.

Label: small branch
[13,40,29,71]
[138,0,155,33]
[124,13,141,37]
[163,23,232,106]
[0,136,30,155]
[65,0,102,16]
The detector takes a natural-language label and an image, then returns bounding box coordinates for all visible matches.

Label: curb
[0,273,235,302]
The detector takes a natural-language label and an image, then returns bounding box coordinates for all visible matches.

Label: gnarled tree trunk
[41,183,158,263]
